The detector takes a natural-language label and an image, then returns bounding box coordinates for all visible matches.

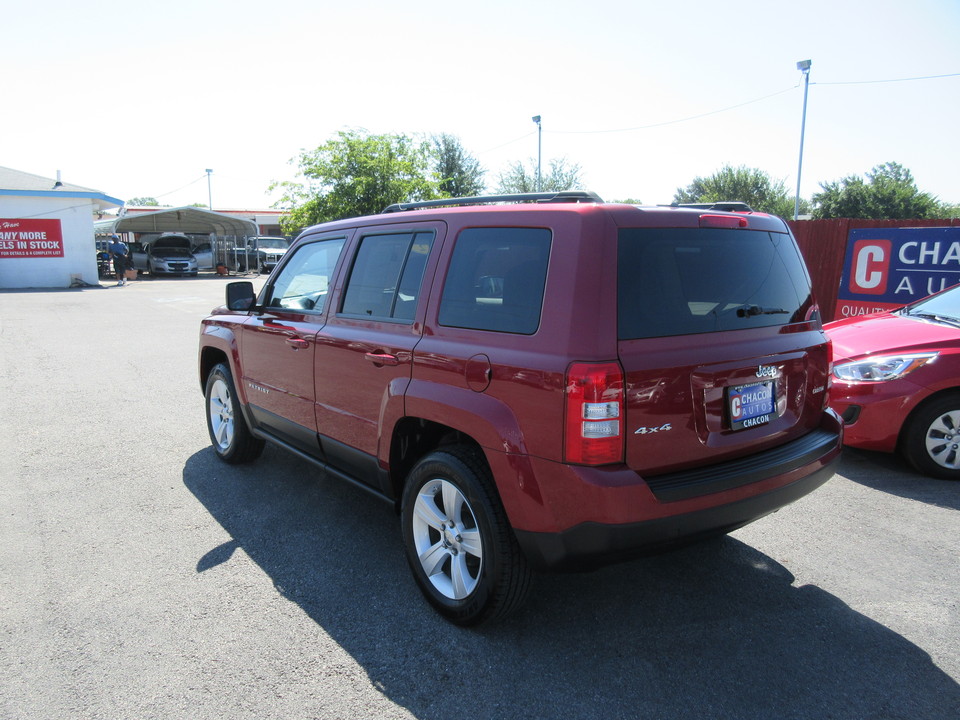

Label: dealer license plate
[727,380,775,430]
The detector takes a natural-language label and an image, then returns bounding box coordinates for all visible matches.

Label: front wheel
[401,447,531,625]
[902,394,960,480]
[205,362,264,464]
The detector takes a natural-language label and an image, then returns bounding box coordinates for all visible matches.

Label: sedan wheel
[903,394,960,480]
[925,410,960,468]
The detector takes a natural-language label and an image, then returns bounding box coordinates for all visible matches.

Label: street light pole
[794,60,811,220]
[206,168,214,211]
[532,115,542,192]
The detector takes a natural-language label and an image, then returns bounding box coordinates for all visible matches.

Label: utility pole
[206,168,214,211]
[794,60,811,220]
[532,116,542,192]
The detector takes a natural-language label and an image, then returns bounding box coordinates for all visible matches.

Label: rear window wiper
[735,304,789,318]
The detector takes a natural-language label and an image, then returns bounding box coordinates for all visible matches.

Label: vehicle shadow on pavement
[839,448,960,510]
[183,448,960,720]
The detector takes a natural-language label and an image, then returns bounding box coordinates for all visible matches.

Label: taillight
[564,362,624,465]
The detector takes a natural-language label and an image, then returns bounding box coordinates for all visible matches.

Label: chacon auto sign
[835,227,960,318]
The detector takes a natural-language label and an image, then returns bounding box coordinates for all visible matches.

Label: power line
[15,203,98,220]
[813,71,960,86]
[478,131,536,155]
[549,85,798,135]
[477,70,958,144]
[153,174,207,200]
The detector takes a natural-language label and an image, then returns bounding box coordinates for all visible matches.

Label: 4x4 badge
[635,423,673,435]
[756,365,777,378]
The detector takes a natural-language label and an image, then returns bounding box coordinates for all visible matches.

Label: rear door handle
[365,352,399,367]
[286,337,309,350]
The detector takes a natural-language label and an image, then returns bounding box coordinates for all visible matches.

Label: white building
[0,167,122,289]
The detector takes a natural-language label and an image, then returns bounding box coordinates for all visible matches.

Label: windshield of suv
[618,228,812,340]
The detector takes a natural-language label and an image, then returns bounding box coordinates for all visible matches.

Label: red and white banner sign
[0,218,65,258]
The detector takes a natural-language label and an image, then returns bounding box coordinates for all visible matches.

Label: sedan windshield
[901,285,960,326]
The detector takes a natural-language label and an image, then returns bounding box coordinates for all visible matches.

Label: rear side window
[618,228,812,340]
[439,227,551,335]
[340,231,435,321]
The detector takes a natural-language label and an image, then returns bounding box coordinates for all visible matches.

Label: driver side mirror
[226,281,256,311]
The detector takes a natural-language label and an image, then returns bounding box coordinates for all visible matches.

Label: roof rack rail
[669,201,755,212]
[382,190,604,214]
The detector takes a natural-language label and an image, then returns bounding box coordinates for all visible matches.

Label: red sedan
[826,284,960,479]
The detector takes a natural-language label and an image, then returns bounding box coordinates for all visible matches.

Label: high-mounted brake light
[700,214,749,229]
[565,362,624,465]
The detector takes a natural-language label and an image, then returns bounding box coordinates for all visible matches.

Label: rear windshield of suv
[618,228,812,340]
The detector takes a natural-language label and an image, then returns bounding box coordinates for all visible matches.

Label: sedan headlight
[832,352,938,382]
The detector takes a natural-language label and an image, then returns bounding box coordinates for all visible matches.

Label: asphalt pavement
[1,275,958,719]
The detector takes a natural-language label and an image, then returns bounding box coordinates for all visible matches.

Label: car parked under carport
[132,233,199,276]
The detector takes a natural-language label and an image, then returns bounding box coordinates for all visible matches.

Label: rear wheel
[401,447,531,625]
[902,394,960,480]
[205,362,264,464]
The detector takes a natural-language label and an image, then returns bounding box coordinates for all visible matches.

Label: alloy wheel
[208,377,235,452]
[410,478,483,600]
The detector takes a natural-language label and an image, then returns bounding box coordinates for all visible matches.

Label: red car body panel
[827,308,960,453]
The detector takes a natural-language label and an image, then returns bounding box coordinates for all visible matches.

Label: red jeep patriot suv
[199,191,842,625]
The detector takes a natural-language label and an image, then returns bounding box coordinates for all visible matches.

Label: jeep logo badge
[756,365,777,378]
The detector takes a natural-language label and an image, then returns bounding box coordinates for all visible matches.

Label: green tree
[813,162,945,219]
[496,157,584,194]
[673,165,803,217]
[941,203,960,219]
[273,129,440,232]
[127,197,161,206]
[432,133,485,197]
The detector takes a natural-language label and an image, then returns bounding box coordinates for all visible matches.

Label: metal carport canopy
[95,206,257,237]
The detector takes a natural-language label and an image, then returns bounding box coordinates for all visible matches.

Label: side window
[340,231,435,321]
[438,227,551,335]
[265,237,346,312]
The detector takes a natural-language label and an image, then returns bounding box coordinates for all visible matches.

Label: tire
[204,362,264,464]
[401,447,531,625]
[902,393,960,480]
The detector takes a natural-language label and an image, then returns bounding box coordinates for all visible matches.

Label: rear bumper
[515,454,837,569]
[506,410,842,570]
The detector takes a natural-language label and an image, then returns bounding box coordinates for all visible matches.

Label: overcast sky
[4,0,958,211]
